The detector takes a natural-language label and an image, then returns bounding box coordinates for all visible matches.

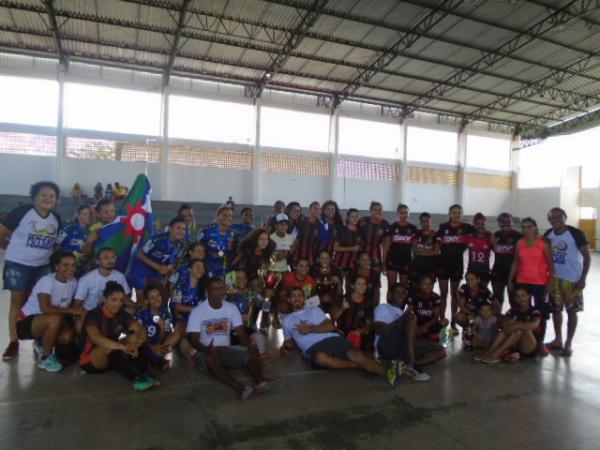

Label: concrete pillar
[510,136,520,215]
[457,129,468,209]
[55,67,65,187]
[328,109,339,202]
[398,121,408,207]
[251,98,262,205]
[160,88,170,200]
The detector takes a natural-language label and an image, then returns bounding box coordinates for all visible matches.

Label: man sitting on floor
[281,286,400,387]
[374,283,447,381]
[187,277,283,401]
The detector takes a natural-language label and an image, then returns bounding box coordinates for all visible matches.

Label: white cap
[275,213,289,223]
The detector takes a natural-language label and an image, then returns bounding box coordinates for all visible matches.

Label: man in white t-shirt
[374,283,446,381]
[187,277,283,401]
[73,248,133,332]
[281,286,399,387]
[545,207,591,356]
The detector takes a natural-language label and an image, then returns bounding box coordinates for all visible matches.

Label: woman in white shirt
[1,181,62,361]
[16,251,84,373]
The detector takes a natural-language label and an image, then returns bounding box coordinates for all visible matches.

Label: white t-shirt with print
[270,232,294,272]
[75,268,131,311]
[544,226,588,282]
[186,300,243,347]
[282,307,338,353]
[21,273,77,316]
[3,205,61,266]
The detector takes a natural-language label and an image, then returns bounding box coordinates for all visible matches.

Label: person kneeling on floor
[186,277,283,401]
[281,286,400,388]
[374,283,447,382]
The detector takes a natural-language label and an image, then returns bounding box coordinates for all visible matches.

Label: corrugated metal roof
[0,0,599,128]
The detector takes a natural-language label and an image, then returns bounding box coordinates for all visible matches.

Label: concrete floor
[1,256,600,450]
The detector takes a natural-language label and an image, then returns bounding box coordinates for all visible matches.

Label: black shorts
[490,266,510,284]
[305,336,354,363]
[438,265,464,282]
[16,314,36,340]
[385,254,412,275]
[417,319,443,336]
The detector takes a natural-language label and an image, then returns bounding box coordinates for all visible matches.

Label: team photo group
[0,179,590,400]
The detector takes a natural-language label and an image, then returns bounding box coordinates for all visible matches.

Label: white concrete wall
[62,158,162,200]
[260,172,329,206]
[404,183,458,214]
[516,187,561,229]
[465,187,512,216]
[0,153,54,195]
[167,165,252,204]
[338,178,397,211]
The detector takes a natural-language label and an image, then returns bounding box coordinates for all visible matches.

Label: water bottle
[438,327,449,347]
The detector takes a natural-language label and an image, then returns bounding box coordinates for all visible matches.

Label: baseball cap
[275,213,289,223]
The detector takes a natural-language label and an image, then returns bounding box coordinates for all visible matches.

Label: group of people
[71,181,128,204]
[0,181,590,400]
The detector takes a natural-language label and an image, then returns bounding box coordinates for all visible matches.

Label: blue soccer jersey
[170,271,205,323]
[197,224,238,277]
[130,231,185,288]
[136,306,171,345]
[56,220,89,274]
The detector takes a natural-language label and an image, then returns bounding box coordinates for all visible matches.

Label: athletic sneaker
[38,355,63,373]
[32,340,43,357]
[240,385,254,401]
[145,372,162,387]
[481,357,500,364]
[405,365,431,382]
[131,375,156,392]
[2,341,19,361]
[539,345,550,357]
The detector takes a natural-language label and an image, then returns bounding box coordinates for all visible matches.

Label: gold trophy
[258,255,283,319]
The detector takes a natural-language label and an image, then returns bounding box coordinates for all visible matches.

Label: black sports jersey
[436,222,475,266]
[409,292,441,325]
[412,229,439,274]
[506,306,542,337]
[493,230,522,271]
[459,284,493,313]
[359,217,389,263]
[386,222,418,262]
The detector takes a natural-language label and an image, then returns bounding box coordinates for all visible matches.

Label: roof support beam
[0,0,595,110]
[399,0,600,61]
[42,0,66,67]
[163,0,191,86]
[0,24,560,121]
[400,0,599,118]
[261,0,600,85]
[254,0,328,96]
[333,0,464,108]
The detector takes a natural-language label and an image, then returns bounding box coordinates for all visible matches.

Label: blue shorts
[3,260,50,292]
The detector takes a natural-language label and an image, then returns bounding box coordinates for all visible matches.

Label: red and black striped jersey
[358,217,389,263]
[292,217,320,265]
[334,225,360,269]
[436,222,474,263]
[493,229,522,270]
